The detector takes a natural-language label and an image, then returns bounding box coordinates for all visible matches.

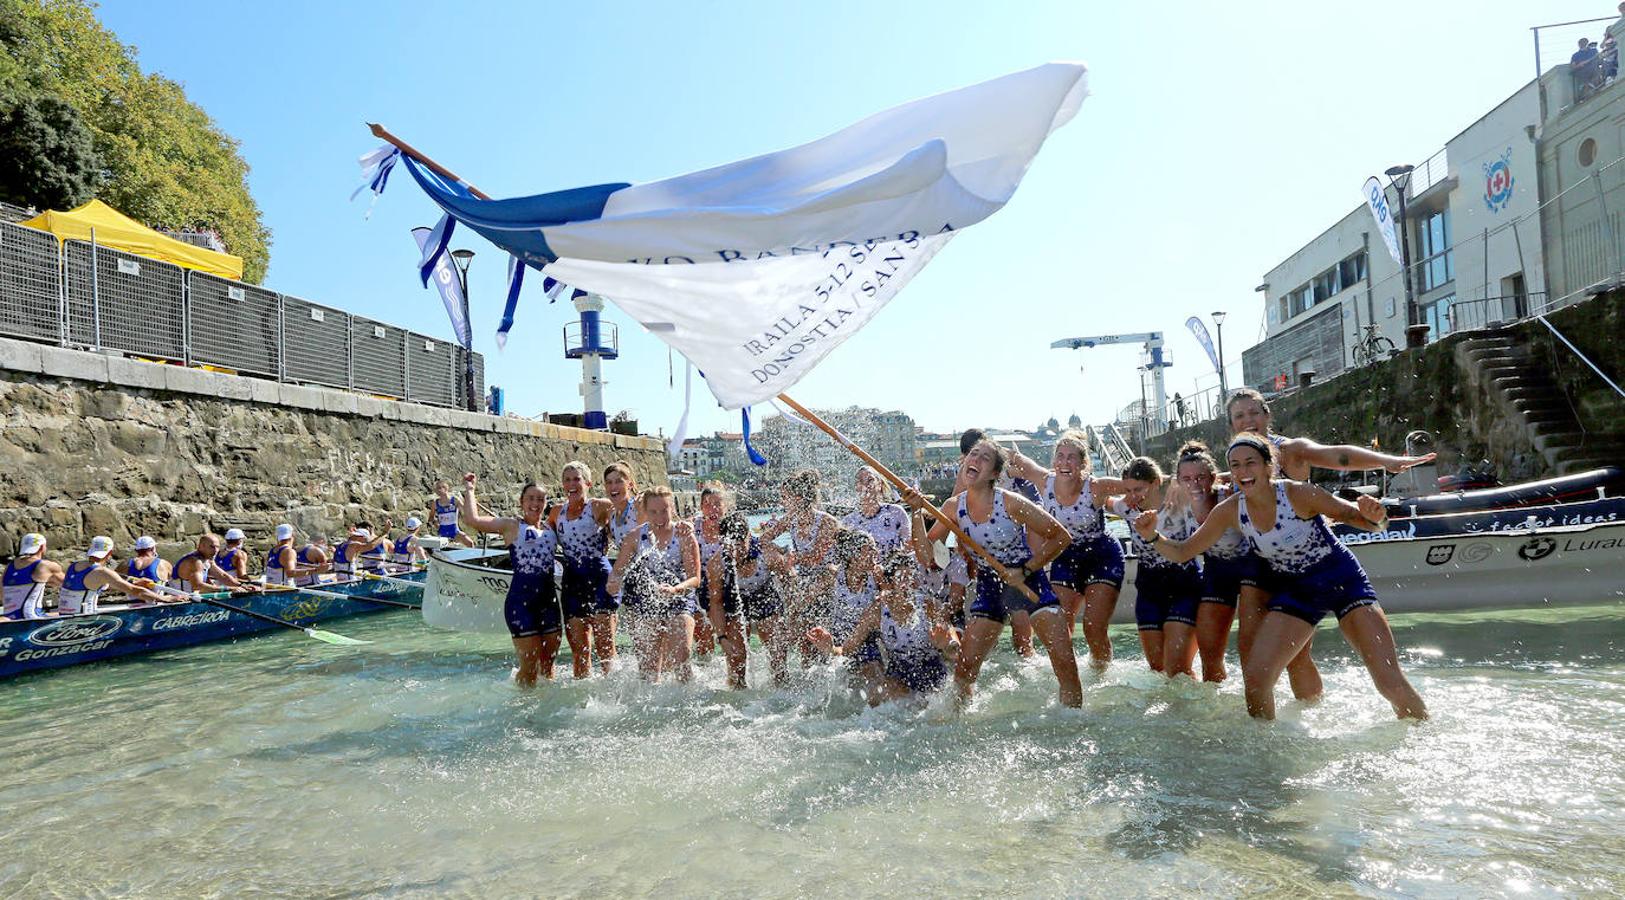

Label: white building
[1244,81,1545,392]
[677,432,744,479]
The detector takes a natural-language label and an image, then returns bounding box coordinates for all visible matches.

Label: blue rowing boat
[0,572,425,680]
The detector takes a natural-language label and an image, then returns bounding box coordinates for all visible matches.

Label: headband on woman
[1228,435,1271,458]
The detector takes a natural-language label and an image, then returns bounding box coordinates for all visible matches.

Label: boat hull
[0,573,424,680]
[422,548,514,635]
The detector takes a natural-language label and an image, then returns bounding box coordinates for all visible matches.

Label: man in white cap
[392,517,427,566]
[171,533,258,595]
[216,528,251,582]
[334,520,391,576]
[265,524,331,587]
[59,536,168,615]
[4,533,63,619]
[123,536,172,585]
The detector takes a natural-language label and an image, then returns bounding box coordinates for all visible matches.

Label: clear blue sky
[97,0,1600,438]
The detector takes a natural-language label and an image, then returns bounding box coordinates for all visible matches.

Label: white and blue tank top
[1042,474,1105,542]
[170,551,213,593]
[556,502,607,567]
[1236,481,1343,575]
[3,559,47,618]
[58,561,103,615]
[955,490,1031,567]
[841,503,911,552]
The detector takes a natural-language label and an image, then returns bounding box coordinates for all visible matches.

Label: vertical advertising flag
[1185,316,1220,375]
[412,226,471,350]
[1364,176,1404,266]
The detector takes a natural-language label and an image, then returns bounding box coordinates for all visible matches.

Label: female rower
[842,467,912,553]
[461,473,562,687]
[1174,441,1255,683]
[607,486,701,683]
[691,484,731,657]
[1108,457,1202,678]
[602,460,642,649]
[59,537,166,614]
[4,533,62,620]
[123,536,171,585]
[909,440,1082,707]
[551,461,617,678]
[828,528,884,694]
[759,470,841,668]
[808,548,957,704]
[1006,430,1131,668]
[1226,388,1436,702]
[1134,434,1428,720]
[708,511,788,688]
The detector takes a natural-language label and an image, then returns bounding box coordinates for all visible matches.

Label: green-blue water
[2,603,1622,897]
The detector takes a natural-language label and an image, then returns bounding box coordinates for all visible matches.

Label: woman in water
[1173,441,1255,684]
[551,461,618,678]
[842,467,913,554]
[1108,457,1202,678]
[602,460,642,661]
[909,440,1083,708]
[1006,430,1131,669]
[691,484,731,657]
[759,470,841,669]
[607,486,701,683]
[708,511,788,688]
[807,549,958,705]
[1133,434,1428,720]
[827,528,884,695]
[460,473,562,687]
[1226,388,1436,703]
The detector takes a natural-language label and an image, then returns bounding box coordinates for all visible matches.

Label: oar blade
[303,627,371,646]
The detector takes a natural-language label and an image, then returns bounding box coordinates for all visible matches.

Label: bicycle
[1351,324,1397,367]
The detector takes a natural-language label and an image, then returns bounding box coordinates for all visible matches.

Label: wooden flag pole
[774,393,1037,602]
[367,123,494,201]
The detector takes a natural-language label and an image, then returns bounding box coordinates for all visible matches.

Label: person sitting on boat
[807,548,958,705]
[171,533,258,595]
[1225,387,1437,707]
[430,481,475,548]
[123,535,171,585]
[391,518,426,567]
[607,485,701,683]
[215,528,251,583]
[707,511,788,688]
[333,524,389,577]
[1133,434,1428,721]
[59,536,166,615]
[461,472,564,687]
[265,524,331,587]
[1106,457,1202,679]
[550,461,618,679]
[5,533,63,620]
[359,519,393,573]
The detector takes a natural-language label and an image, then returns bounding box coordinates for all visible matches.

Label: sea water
[1,603,1621,897]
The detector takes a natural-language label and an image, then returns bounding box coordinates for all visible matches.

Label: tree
[0,0,270,282]
[0,92,101,209]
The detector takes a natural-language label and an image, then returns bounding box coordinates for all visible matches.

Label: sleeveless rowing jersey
[360,542,387,572]
[1112,498,1198,571]
[832,570,876,638]
[841,503,911,552]
[124,556,161,582]
[692,515,725,572]
[955,490,1032,567]
[58,560,104,615]
[509,521,559,590]
[170,551,213,593]
[608,498,639,549]
[392,535,416,565]
[628,524,692,610]
[1237,482,1343,575]
[3,558,47,619]
[434,498,460,537]
[1203,486,1251,560]
[332,541,356,576]
[265,543,297,586]
[879,599,937,664]
[557,502,608,567]
[1042,474,1106,542]
[215,547,242,575]
[789,514,828,561]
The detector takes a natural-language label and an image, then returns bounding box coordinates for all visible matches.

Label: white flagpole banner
[385,62,1090,409]
[1364,176,1404,266]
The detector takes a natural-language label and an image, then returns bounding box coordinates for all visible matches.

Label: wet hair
[1225,388,1271,425]
[1227,432,1275,467]
[719,511,750,542]
[1175,440,1218,476]
[1121,456,1164,485]
[831,527,874,565]
[783,470,821,505]
[561,461,593,484]
[603,460,635,487]
[967,439,1007,479]
[519,481,546,502]
[1052,429,1092,473]
[959,428,987,456]
[640,485,675,509]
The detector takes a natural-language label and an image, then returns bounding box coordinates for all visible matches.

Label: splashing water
[0,603,1621,896]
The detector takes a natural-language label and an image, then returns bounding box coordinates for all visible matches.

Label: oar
[359,571,425,590]
[776,392,1038,601]
[263,582,418,609]
[155,585,370,646]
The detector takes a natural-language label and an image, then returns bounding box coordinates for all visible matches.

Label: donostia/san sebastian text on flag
[396,62,1089,409]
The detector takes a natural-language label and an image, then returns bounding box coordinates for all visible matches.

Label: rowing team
[2,520,429,620]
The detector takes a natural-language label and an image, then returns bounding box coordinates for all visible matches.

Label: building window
[1422,293,1456,339]
[1414,209,1453,292]
[1338,251,1367,289]
[1313,270,1338,303]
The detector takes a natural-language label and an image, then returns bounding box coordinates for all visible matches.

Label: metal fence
[0,220,483,408]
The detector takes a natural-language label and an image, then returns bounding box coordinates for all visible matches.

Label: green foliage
[0,0,270,281]
[0,92,101,208]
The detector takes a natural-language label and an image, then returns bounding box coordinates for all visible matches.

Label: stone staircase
[1458,332,1625,475]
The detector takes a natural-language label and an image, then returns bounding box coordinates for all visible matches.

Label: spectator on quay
[1574,38,1604,98]
[1174,392,1188,428]
[1604,34,1619,81]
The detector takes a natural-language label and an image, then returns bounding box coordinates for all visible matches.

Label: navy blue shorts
[832,609,882,664]
[741,585,780,622]
[1049,535,1126,591]
[504,575,562,639]
[886,653,948,693]
[1265,550,1379,626]
[1133,564,1201,631]
[437,523,460,540]
[968,567,1060,624]
[560,557,614,619]
[1199,553,1258,607]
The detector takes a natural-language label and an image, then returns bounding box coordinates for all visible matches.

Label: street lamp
[1384,164,1418,333]
[449,248,478,412]
[1210,309,1228,402]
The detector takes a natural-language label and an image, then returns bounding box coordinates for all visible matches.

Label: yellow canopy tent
[21,199,244,281]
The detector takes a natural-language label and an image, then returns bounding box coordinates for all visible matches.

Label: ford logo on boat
[27,616,124,647]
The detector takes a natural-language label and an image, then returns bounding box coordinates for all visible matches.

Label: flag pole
[367,123,494,201]
[774,393,1038,602]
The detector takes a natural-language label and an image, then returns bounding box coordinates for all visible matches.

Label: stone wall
[0,338,667,562]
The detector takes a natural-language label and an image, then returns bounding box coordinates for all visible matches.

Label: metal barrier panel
[454,346,486,410]
[64,240,185,360]
[473,350,485,408]
[281,295,351,389]
[350,315,407,398]
[406,333,457,407]
[187,271,280,378]
[0,222,63,344]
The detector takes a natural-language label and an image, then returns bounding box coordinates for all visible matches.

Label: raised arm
[459,473,516,541]
[1280,437,1436,474]
[1131,494,1242,565]
[1004,444,1051,483]
[1288,482,1391,532]
[1086,475,1133,506]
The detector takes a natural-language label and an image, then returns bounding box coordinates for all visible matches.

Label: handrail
[1538,315,1625,400]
